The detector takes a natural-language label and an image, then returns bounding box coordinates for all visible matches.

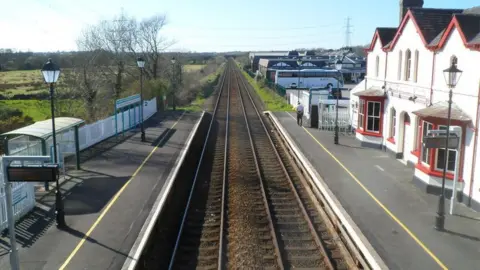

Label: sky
[1,0,478,53]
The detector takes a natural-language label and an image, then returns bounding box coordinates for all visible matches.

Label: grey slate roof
[409,8,463,44]
[377,28,398,47]
[455,14,480,44]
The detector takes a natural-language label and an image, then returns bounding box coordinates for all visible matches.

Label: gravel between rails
[226,76,278,269]
[235,66,350,269]
[169,70,229,269]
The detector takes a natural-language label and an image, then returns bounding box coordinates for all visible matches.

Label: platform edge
[265,110,389,270]
[121,111,206,270]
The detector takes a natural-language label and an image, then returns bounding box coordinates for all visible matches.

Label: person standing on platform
[296,102,304,126]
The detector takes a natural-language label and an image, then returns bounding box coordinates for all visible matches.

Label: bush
[0,106,23,120]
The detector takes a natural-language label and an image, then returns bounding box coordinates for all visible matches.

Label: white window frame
[397,50,402,80]
[390,108,396,138]
[421,121,433,166]
[375,56,380,77]
[413,50,419,82]
[366,101,381,133]
[405,49,411,81]
[434,125,458,173]
[358,99,365,129]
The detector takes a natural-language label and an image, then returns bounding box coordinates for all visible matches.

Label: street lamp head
[443,61,462,89]
[335,59,343,71]
[137,57,145,68]
[41,58,60,84]
[171,57,176,64]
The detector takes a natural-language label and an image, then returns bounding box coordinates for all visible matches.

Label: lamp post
[136,57,146,142]
[334,59,344,144]
[333,47,351,144]
[435,60,462,231]
[41,58,66,229]
[296,59,302,103]
[171,57,176,111]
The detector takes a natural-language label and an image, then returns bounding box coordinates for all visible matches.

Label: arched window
[413,50,419,82]
[390,107,396,138]
[405,49,411,81]
[398,50,403,80]
[375,56,380,77]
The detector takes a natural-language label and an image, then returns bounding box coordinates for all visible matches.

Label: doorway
[402,113,411,161]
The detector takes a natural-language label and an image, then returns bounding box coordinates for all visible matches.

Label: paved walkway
[273,111,480,270]
[0,110,201,270]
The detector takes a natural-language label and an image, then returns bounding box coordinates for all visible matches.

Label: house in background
[350,2,480,211]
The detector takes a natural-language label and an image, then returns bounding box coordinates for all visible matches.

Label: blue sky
[1,0,478,52]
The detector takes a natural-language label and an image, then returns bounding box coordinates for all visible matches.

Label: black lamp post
[435,60,462,231]
[296,59,302,101]
[333,59,344,144]
[333,47,352,145]
[41,58,66,229]
[171,57,176,111]
[136,57,146,142]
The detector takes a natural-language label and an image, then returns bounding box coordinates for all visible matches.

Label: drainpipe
[429,51,437,106]
[383,51,389,151]
[468,81,480,206]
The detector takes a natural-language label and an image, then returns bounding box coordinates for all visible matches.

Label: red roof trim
[386,10,430,52]
[435,15,480,51]
[365,30,380,53]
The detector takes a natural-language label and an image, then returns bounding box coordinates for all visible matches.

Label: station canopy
[1,117,85,140]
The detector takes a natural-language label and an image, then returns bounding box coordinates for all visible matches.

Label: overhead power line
[175,23,340,31]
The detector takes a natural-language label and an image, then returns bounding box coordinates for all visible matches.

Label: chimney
[400,0,424,24]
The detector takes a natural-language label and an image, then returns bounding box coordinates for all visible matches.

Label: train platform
[0,110,202,270]
[271,111,480,270]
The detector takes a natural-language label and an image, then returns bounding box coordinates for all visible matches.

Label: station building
[349,2,480,210]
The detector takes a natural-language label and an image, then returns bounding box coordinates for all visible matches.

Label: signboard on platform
[115,94,141,110]
[7,164,59,183]
[423,136,459,149]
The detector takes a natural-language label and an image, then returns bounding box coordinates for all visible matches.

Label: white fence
[317,103,353,133]
[0,97,157,232]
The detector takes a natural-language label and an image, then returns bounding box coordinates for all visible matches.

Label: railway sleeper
[276,223,310,231]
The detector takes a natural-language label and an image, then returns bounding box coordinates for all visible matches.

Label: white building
[350,5,480,211]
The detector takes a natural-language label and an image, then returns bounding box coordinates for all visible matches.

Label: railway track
[167,59,358,269]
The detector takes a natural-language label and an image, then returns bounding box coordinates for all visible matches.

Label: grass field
[0,70,43,84]
[240,70,293,111]
[0,100,85,121]
[184,64,206,72]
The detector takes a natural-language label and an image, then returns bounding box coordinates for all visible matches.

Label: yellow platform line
[59,112,186,270]
[287,112,448,270]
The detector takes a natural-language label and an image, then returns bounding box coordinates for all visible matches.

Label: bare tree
[63,51,105,121]
[130,14,175,80]
[77,12,136,100]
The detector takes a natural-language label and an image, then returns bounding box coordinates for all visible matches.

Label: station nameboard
[423,136,459,149]
[7,164,59,183]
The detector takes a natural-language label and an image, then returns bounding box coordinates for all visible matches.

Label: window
[413,50,419,82]
[405,49,411,81]
[367,101,381,132]
[435,125,458,172]
[358,99,365,129]
[375,56,380,77]
[421,121,433,164]
[398,50,402,80]
[390,108,396,137]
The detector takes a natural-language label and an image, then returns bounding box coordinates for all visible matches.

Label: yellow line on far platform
[59,112,186,270]
[286,112,448,270]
